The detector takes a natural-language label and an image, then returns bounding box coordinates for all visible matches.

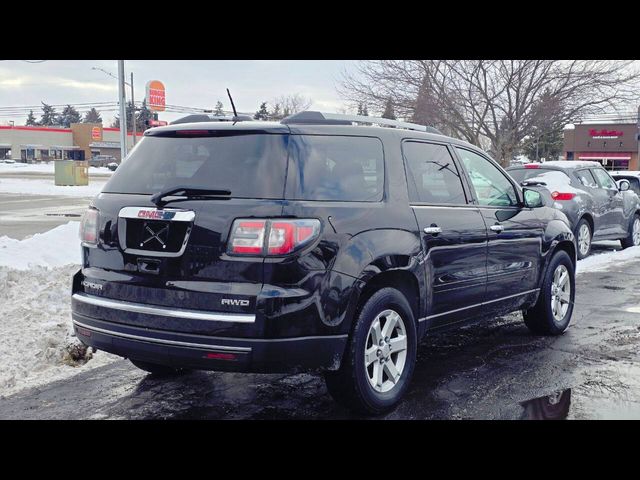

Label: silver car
[507,161,640,259]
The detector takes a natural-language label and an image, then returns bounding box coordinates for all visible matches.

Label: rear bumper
[71,310,348,373]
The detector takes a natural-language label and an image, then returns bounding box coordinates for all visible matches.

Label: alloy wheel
[633,217,640,246]
[364,309,408,393]
[550,264,571,323]
[578,223,591,257]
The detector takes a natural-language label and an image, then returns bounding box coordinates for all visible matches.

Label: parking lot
[1,252,638,420]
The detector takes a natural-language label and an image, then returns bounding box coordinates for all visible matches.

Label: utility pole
[117,60,128,161]
[131,72,136,146]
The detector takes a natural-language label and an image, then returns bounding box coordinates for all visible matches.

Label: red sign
[589,129,623,138]
[146,80,166,112]
[91,126,101,140]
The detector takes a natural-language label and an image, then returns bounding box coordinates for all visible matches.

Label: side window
[575,169,598,188]
[592,168,617,190]
[402,141,467,204]
[287,135,384,202]
[455,147,518,207]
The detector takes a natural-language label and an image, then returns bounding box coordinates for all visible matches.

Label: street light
[92,65,139,150]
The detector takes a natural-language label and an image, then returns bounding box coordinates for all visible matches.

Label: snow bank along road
[0,219,639,413]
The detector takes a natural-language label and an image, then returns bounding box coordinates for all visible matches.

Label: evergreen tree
[381,98,396,120]
[83,108,102,124]
[25,110,37,126]
[39,102,59,126]
[112,101,155,132]
[59,104,82,127]
[254,102,270,120]
[362,103,369,116]
[357,103,363,116]
[214,101,224,116]
[270,104,281,120]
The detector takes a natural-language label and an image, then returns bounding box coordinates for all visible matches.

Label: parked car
[73,112,577,414]
[507,161,640,259]
[610,170,640,196]
[107,162,119,171]
[89,155,116,168]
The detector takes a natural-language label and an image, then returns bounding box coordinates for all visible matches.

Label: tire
[130,359,189,377]
[523,250,575,336]
[621,213,640,249]
[575,218,592,260]
[324,287,417,415]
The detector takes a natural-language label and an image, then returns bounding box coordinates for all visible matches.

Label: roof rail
[171,113,254,125]
[281,111,442,134]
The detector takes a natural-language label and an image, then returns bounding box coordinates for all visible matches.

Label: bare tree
[340,60,640,166]
[270,94,313,120]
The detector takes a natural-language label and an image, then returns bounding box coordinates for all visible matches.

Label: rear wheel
[575,218,592,259]
[621,214,640,249]
[324,287,417,415]
[523,250,575,335]
[130,359,190,377]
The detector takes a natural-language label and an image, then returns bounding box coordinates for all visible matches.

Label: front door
[591,167,626,237]
[454,147,544,305]
[402,140,488,328]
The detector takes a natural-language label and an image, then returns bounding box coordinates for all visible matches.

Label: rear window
[102,133,289,198]
[508,168,569,184]
[286,135,384,201]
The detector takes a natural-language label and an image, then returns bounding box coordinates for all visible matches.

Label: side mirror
[523,188,544,208]
[617,179,630,192]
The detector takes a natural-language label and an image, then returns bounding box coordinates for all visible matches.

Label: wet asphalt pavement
[1,248,639,420]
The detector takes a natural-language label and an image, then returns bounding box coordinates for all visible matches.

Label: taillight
[524,164,540,169]
[228,219,321,256]
[79,208,99,245]
[551,191,576,201]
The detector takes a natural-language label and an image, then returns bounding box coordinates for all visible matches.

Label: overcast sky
[0,60,357,126]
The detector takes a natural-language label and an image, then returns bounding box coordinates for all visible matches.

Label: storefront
[0,124,141,163]
[563,123,639,171]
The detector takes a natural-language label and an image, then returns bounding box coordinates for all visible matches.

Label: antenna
[226,88,238,118]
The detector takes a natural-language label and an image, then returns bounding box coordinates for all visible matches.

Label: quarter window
[403,142,467,204]
[455,147,518,207]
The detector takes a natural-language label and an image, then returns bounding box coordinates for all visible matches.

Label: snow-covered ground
[0,222,117,397]
[0,177,107,197]
[0,221,639,398]
[0,161,113,176]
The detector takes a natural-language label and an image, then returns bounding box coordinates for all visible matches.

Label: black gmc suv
[72,112,576,414]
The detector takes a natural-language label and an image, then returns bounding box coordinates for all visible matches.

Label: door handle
[424,226,442,235]
[490,224,504,233]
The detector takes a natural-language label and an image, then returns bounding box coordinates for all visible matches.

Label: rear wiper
[521,180,547,187]
[151,186,231,208]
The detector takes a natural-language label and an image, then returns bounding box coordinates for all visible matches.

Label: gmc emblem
[221,298,250,307]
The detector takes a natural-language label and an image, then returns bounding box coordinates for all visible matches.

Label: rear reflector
[76,326,92,337]
[205,352,237,361]
[551,191,576,200]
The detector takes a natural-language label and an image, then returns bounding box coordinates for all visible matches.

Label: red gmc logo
[138,210,164,219]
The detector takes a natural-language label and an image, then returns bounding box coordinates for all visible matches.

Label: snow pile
[0,265,117,397]
[0,222,81,270]
[0,178,107,197]
[577,246,640,274]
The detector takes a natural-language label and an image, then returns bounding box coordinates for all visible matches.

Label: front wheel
[621,214,640,249]
[524,250,575,335]
[324,287,417,415]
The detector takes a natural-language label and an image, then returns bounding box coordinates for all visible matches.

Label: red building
[563,122,639,171]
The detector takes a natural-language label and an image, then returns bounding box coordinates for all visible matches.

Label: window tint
[591,168,617,190]
[287,135,384,201]
[103,133,289,198]
[456,148,518,207]
[402,142,467,204]
[575,169,598,188]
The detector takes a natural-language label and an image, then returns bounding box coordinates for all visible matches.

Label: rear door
[402,140,487,327]
[454,147,544,304]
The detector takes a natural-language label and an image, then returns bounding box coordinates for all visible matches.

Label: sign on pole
[91,126,102,140]
[146,80,166,112]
